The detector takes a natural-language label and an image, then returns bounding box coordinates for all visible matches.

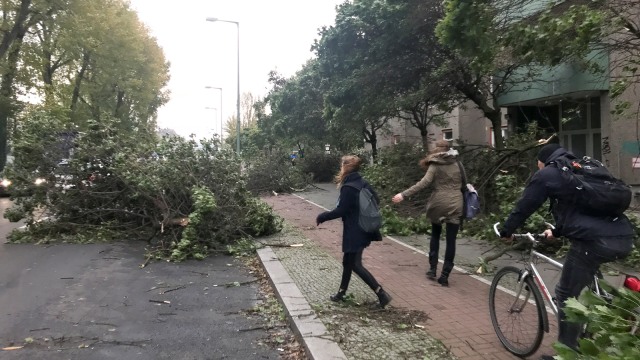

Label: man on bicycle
[499,142,634,357]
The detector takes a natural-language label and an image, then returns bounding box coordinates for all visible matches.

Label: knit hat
[537,143,562,163]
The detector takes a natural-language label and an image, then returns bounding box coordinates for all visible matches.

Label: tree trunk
[71,51,90,112]
[363,126,378,161]
[0,34,25,171]
[370,136,378,160]
[114,89,125,118]
[420,128,429,151]
[487,109,504,150]
[0,0,32,61]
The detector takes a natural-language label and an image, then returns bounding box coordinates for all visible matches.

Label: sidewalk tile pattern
[261,225,455,360]
[263,194,559,360]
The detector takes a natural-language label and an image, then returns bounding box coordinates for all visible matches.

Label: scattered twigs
[213,279,259,288]
[149,299,171,304]
[237,324,287,332]
[160,285,186,294]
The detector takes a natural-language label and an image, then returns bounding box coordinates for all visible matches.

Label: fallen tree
[3,109,282,261]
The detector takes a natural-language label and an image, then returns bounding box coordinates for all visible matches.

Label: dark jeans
[555,238,633,349]
[339,249,380,292]
[429,222,460,276]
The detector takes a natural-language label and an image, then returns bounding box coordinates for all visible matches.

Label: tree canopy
[0,0,170,170]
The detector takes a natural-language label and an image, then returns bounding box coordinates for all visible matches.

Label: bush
[244,150,310,194]
[558,280,640,359]
[362,143,427,216]
[297,151,341,182]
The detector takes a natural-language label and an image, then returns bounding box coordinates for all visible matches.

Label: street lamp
[205,17,240,154]
[205,86,223,141]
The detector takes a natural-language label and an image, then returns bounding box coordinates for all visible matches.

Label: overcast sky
[128,0,343,139]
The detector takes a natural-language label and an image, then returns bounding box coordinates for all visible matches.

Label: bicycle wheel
[489,266,546,357]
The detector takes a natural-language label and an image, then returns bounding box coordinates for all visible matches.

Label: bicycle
[488,222,614,357]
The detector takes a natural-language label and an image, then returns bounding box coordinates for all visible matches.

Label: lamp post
[204,86,223,141]
[205,17,240,154]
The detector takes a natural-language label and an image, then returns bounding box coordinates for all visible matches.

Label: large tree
[314,0,459,154]
[0,0,170,168]
[0,0,49,171]
[257,63,329,153]
[435,0,548,149]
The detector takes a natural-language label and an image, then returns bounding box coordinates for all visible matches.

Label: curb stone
[258,245,348,360]
[256,224,456,360]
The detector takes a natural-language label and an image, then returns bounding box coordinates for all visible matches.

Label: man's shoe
[437,275,449,287]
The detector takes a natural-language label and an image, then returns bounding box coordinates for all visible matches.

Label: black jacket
[502,148,635,241]
[316,172,382,253]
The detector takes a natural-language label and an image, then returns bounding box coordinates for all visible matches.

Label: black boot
[330,290,346,302]
[439,261,453,287]
[376,288,392,308]
[437,274,449,286]
[426,266,437,280]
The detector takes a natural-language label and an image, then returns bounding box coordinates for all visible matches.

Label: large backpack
[343,181,382,234]
[552,155,632,216]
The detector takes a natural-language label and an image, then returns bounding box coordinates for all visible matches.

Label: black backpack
[552,155,632,216]
[343,181,382,234]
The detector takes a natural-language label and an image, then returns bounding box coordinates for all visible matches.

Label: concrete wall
[457,103,498,146]
[601,3,640,202]
[364,116,422,152]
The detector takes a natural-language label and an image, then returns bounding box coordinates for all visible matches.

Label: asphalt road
[0,197,281,360]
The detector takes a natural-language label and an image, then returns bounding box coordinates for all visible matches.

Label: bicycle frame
[505,231,608,321]
[521,249,563,317]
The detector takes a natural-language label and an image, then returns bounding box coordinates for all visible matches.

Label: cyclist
[499,142,634,358]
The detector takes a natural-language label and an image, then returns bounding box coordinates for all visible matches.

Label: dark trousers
[555,238,632,349]
[339,249,380,292]
[429,222,460,275]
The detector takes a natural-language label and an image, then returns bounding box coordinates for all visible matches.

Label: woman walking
[316,155,392,308]
[392,140,463,286]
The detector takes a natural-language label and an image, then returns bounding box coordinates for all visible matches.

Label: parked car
[0,175,47,197]
[0,178,12,196]
[0,155,15,196]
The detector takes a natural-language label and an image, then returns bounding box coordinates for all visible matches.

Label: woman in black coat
[316,155,392,308]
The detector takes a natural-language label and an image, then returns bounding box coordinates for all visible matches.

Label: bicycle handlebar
[493,222,554,243]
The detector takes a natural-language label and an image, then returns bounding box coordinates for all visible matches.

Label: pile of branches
[243,150,311,195]
[4,111,282,261]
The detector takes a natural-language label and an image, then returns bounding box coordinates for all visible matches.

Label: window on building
[393,134,400,145]
[490,127,508,147]
[560,97,601,160]
[442,129,453,141]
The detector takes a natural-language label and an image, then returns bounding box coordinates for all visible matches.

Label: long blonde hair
[334,155,362,186]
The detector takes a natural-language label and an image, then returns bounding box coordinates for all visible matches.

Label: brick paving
[262,193,559,360]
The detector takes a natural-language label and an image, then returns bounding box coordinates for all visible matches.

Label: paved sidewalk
[259,192,558,360]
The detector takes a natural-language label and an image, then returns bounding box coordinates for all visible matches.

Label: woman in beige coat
[392,140,463,286]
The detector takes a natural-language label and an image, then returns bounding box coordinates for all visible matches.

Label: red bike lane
[263,193,558,360]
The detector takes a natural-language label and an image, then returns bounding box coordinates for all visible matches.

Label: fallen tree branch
[160,285,186,294]
[213,279,259,288]
[237,324,287,332]
[476,238,528,274]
